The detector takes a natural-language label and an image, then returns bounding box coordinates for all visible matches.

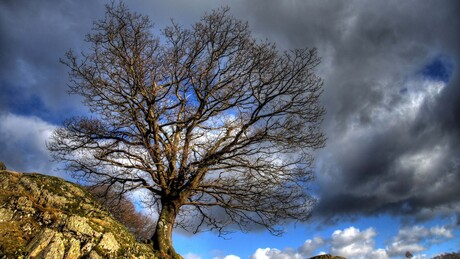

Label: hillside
[0,169,156,258]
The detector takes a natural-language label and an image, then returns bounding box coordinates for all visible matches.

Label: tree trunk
[151,200,182,259]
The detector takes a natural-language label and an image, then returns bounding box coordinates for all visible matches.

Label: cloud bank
[250,225,454,259]
[238,0,460,223]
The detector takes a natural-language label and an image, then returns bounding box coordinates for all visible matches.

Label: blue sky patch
[421,56,454,83]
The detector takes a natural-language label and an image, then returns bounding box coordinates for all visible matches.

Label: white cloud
[251,248,273,259]
[0,112,54,153]
[386,225,454,257]
[250,227,385,259]
[250,247,303,259]
[0,112,57,174]
[299,237,326,256]
[220,255,241,259]
[184,252,202,259]
[429,226,453,239]
[369,249,390,259]
[250,223,455,259]
[392,226,429,244]
[211,251,242,259]
[330,227,386,259]
[213,255,241,259]
[248,237,326,259]
[386,242,425,257]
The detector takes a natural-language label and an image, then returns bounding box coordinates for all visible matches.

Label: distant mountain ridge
[309,255,346,259]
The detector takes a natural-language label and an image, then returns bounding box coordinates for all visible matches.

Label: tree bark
[151,200,182,259]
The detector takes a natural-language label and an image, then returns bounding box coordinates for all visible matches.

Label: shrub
[0,161,6,170]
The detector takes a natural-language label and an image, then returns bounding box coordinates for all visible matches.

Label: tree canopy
[49,3,325,257]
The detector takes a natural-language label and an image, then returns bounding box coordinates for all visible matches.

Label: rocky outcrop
[0,169,156,258]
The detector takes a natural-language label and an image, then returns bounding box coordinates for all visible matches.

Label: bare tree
[49,2,325,258]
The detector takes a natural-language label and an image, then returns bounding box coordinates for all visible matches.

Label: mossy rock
[0,170,157,258]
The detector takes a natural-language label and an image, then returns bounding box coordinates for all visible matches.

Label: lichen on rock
[0,170,156,258]
[0,208,14,222]
[26,228,56,258]
[65,238,81,258]
[98,232,120,254]
[65,215,99,237]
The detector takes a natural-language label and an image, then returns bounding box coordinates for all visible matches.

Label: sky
[0,0,459,258]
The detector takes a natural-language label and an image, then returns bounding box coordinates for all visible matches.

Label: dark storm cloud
[1,0,459,223]
[0,0,229,172]
[0,0,104,172]
[130,0,460,224]
[238,0,460,222]
[0,0,103,120]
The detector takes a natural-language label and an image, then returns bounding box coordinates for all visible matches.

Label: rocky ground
[0,169,156,258]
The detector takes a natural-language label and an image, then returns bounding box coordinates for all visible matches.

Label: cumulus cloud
[330,227,378,258]
[429,226,454,239]
[213,255,241,259]
[386,225,454,257]
[184,253,202,259]
[299,237,326,256]
[248,237,326,259]
[250,247,303,259]
[250,226,385,259]
[250,224,455,259]
[0,113,56,174]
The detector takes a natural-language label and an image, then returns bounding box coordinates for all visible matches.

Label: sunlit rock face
[0,169,156,258]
